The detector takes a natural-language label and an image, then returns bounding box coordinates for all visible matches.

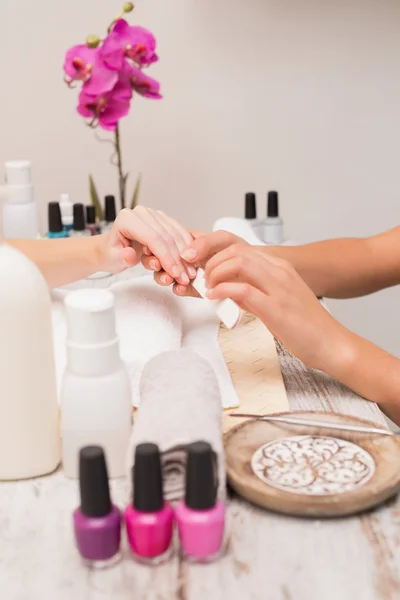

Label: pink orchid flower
[129,65,162,99]
[64,45,117,95]
[101,19,158,70]
[77,79,132,131]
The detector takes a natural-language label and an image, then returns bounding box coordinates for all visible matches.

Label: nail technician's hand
[147,230,248,297]
[204,244,353,372]
[101,207,194,285]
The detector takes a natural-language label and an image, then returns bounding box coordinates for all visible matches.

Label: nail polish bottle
[73,446,122,568]
[175,441,225,563]
[260,191,284,245]
[46,202,69,238]
[102,195,116,233]
[125,443,174,564]
[86,205,100,236]
[245,191,262,239]
[70,203,90,237]
[60,193,73,233]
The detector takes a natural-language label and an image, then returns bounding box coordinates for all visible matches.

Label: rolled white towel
[127,349,225,502]
[112,278,183,407]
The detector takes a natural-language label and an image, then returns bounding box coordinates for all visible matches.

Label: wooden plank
[183,342,400,600]
[0,474,180,600]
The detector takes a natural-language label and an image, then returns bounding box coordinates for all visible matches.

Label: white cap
[64,289,121,375]
[192,268,241,329]
[4,160,32,186]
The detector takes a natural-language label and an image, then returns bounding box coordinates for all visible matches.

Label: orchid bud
[86,35,101,49]
[123,2,134,12]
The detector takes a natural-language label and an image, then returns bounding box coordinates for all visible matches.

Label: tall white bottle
[2,160,40,239]
[0,224,60,479]
[61,289,132,479]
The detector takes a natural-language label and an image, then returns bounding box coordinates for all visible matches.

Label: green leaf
[89,174,104,221]
[130,172,142,209]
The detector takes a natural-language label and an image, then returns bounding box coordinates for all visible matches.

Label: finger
[172,282,200,298]
[142,246,152,256]
[181,231,245,264]
[206,282,268,317]
[206,249,285,296]
[205,243,255,278]
[118,208,188,284]
[152,211,196,279]
[154,270,174,286]
[141,255,161,272]
[134,207,189,285]
[156,210,193,248]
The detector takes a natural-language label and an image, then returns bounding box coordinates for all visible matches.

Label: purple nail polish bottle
[73,446,122,568]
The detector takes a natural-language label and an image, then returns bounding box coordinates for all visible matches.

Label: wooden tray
[218,313,289,434]
[225,411,400,517]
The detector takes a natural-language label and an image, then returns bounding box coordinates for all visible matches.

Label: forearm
[7,236,104,289]
[324,330,400,426]
[265,231,400,298]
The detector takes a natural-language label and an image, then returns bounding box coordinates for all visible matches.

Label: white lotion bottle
[61,289,132,479]
[0,222,60,479]
[60,193,73,232]
[261,191,285,245]
[2,160,40,239]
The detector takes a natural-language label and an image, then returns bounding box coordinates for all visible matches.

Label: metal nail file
[229,413,398,437]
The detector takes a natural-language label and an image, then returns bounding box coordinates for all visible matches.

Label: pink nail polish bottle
[175,441,225,563]
[125,443,174,564]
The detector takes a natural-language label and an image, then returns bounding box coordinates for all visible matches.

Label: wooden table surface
[1,342,400,600]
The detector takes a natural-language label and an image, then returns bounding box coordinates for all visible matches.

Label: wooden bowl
[225,411,400,517]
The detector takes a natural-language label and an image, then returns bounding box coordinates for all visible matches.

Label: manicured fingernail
[181,273,189,285]
[160,274,169,284]
[149,260,158,270]
[188,266,197,278]
[172,265,180,279]
[181,248,197,261]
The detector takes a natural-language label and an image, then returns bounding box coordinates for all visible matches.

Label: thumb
[181,231,245,265]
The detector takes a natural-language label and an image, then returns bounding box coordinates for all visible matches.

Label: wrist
[88,234,108,273]
[320,322,359,381]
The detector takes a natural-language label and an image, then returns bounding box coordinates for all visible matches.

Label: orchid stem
[114,124,126,209]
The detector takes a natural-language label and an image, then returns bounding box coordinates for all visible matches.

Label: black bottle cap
[79,446,112,518]
[86,205,96,225]
[133,443,164,512]
[48,202,63,233]
[245,192,257,219]
[267,191,279,217]
[104,195,116,222]
[73,203,85,231]
[185,441,217,510]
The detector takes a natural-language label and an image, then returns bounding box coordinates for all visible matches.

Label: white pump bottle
[0,208,60,479]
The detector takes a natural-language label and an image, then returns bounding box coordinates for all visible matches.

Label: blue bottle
[46,202,69,239]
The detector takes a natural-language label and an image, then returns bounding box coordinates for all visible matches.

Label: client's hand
[204,244,353,372]
[100,206,196,285]
[143,230,248,296]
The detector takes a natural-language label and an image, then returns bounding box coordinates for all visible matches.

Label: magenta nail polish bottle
[125,443,174,564]
[73,446,121,568]
[175,441,225,563]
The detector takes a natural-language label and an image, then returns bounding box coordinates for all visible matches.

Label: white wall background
[1,0,400,356]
